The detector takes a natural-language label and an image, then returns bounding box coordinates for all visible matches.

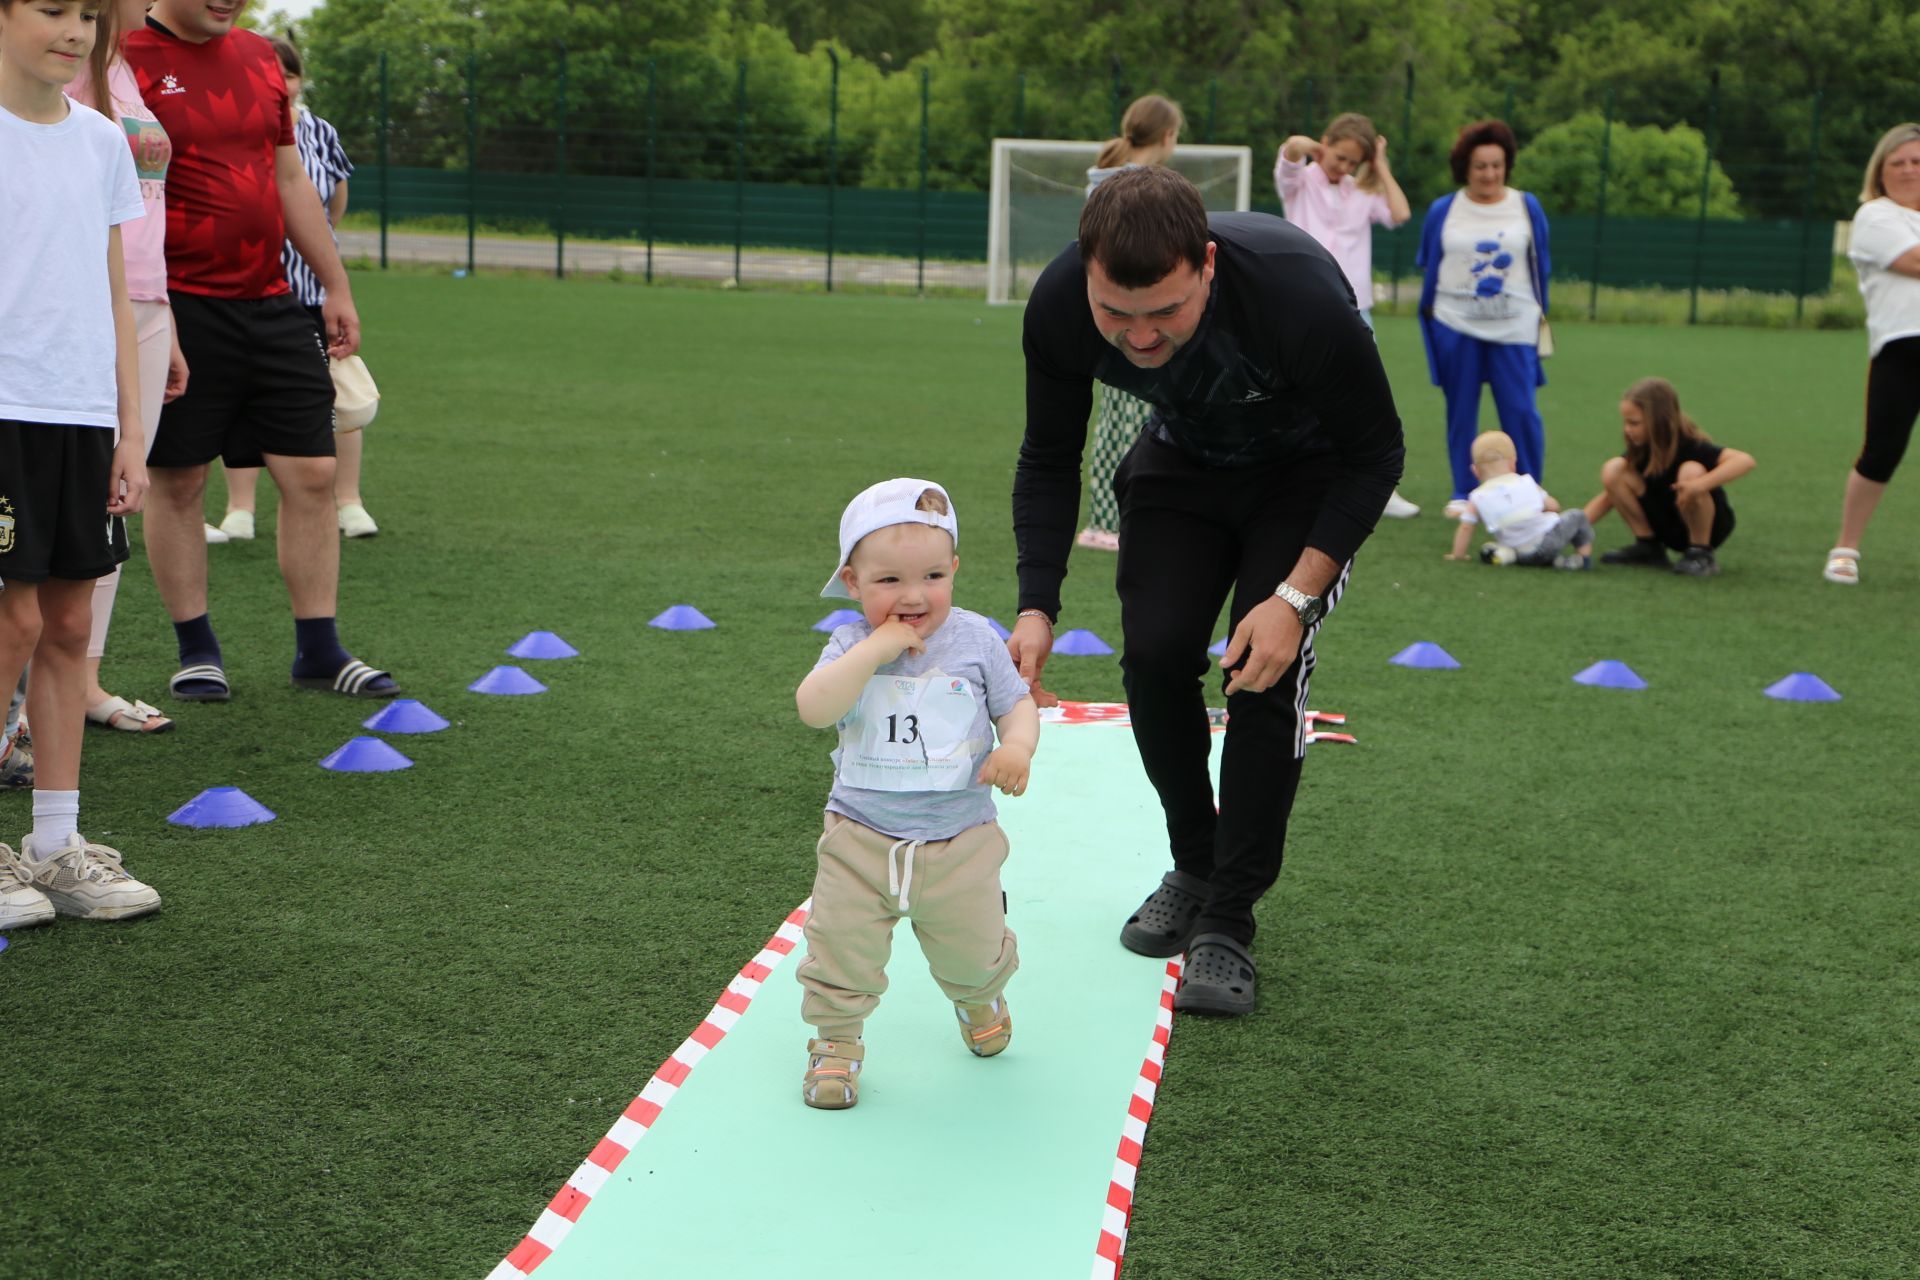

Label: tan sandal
[86,696,176,734]
[802,1037,863,1109]
[1823,547,1860,585]
[954,996,1012,1057]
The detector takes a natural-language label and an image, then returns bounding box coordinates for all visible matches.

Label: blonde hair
[1470,431,1517,468]
[914,487,949,516]
[1322,113,1383,193]
[1860,123,1920,204]
[1096,95,1184,170]
[1622,377,1711,479]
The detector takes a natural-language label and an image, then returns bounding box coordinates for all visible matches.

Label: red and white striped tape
[1092,956,1184,1280]
[486,902,813,1280]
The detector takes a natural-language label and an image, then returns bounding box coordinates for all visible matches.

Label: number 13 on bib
[838,670,984,791]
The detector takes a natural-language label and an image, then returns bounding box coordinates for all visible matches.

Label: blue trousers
[1431,324,1545,498]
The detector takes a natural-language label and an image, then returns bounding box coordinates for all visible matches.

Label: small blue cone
[362,699,450,734]
[1390,642,1461,670]
[1574,660,1647,690]
[469,665,547,696]
[1765,672,1841,702]
[1208,637,1229,657]
[0,936,10,954]
[168,786,276,828]
[508,631,579,660]
[813,609,863,633]
[1053,628,1114,656]
[650,605,716,631]
[321,736,414,773]
[985,617,1013,641]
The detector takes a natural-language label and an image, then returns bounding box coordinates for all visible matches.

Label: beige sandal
[86,696,176,734]
[802,1037,863,1109]
[1823,547,1860,585]
[954,996,1013,1057]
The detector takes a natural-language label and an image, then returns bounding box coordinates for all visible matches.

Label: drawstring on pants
[886,837,922,911]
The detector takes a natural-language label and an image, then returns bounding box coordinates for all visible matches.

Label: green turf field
[3,275,1916,1278]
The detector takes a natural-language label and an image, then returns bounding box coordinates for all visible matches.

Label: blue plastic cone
[0,936,9,954]
[985,617,1013,641]
[1053,628,1115,656]
[1764,672,1841,702]
[650,605,716,631]
[321,736,414,773]
[1208,637,1229,657]
[167,786,276,828]
[469,665,547,696]
[1573,660,1648,690]
[362,699,450,734]
[813,609,863,633]
[1390,641,1461,670]
[507,630,579,659]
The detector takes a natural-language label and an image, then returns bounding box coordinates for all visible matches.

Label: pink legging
[88,299,170,660]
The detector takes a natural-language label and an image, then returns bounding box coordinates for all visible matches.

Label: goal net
[986,140,1253,305]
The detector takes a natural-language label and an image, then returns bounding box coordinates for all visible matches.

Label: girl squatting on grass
[1585,377,1756,577]
[0,0,165,928]
[793,479,1039,1110]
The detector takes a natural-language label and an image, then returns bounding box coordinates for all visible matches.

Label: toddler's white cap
[821,477,959,599]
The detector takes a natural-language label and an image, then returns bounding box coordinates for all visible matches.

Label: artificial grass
[1,275,1914,1278]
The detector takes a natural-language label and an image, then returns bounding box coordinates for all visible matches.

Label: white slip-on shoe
[1443,498,1469,520]
[0,844,56,930]
[21,833,162,921]
[1382,490,1421,519]
[218,509,255,540]
[337,503,380,539]
[204,523,230,545]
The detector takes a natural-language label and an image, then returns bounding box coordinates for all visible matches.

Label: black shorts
[0,421,131,584]
[151,292,335,469]
[1641,484,1735,551]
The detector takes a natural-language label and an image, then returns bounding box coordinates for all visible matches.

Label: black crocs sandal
[1119,870,1210,957]
[1173,932,1257,1016]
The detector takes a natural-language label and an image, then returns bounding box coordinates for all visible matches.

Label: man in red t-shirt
[124,0,397,702]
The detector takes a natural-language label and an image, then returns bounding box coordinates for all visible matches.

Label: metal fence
[312,49,1902,320]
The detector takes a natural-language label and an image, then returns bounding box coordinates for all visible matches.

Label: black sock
[291,616,350,677]
[173,613,221,668]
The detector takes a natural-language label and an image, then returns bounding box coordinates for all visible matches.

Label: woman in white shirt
[1826,123,1920,585]
[1415,120,1552,516]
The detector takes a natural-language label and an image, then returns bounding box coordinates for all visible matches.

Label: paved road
[337,229,990,292]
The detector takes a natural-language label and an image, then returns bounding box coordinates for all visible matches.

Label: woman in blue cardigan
[1417,120,1551,514]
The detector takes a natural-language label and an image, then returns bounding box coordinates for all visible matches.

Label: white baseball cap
[821,477,959,599]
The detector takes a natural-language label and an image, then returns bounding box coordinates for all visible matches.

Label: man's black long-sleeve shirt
[1014,213,1406,620]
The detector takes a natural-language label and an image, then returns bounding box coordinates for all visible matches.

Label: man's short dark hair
[1449,120,1517,185]
[1078,167,1210,288]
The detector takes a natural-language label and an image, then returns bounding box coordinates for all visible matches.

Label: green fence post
[465,49,477,276]
[1110,58,1124,133]
[1501,84,1514,125]
[734,60,746,286]
[826,47,839,292]
[554,42,567,280]
[1014,71,1026,137]
[1389,63,1412,307]
[377,52,388,270]
[1688,71,1720,325]
[645,59,656,284]
[1590,86,1613,320]
[918,66,929,293]
[1302,78,1316,138]
[1795,89,1825,324]
[1206,78,1217,144]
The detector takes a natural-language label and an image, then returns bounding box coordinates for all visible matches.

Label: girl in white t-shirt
[0,0,163,927]
[66,0,185,734]
[1825,123,1920,586]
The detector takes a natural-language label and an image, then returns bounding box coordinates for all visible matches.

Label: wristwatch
[1272,581,1325,627]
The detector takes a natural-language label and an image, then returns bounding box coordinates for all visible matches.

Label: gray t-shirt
[813,607,1030,841]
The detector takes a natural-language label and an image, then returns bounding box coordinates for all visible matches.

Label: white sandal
[87,696,176,734]
[1822,547,1860,585]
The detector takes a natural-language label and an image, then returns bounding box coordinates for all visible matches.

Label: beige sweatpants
[797,812,1019,1041]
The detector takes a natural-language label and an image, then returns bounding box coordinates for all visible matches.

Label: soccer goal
[986,139,1253,305]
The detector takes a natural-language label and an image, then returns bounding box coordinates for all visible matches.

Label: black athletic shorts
[0,421,131,584]
[1641,485,1734,551]
[151,291,335,469]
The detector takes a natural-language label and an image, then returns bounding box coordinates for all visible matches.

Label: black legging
[1857,334,1920,484]
[1112,434,1349,946]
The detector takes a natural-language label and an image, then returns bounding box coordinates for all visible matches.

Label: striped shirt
[282,105,353,307]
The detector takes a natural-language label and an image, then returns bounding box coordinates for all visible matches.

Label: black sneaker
[1601,538,1670,567]
[1673,545,1720,576]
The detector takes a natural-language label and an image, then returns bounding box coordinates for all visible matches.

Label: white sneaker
[337,503,379,538]
[0,844,56,930]
[204,523,230,545]
[1382,490,1421,519]
[219,509,256,540]
[1443,499,1470,520]
[20,833,162,921]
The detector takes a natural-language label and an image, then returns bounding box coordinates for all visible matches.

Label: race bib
[838,668,984,792]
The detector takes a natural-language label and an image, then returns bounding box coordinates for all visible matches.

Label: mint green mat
[528,722,1206,1277]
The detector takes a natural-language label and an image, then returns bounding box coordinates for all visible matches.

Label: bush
[1520,113,1740,218]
